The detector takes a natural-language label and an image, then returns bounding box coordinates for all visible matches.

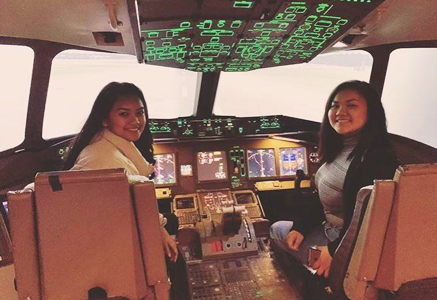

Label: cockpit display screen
[197,151,228,182]
[247,148,277,178]
[153,153,176,185]
[234,193,254,205]
[176,197,195,210]
[279,147,307,176]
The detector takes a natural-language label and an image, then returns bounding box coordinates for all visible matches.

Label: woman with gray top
[270,80,399,278]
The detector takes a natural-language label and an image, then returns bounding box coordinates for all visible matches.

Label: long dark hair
[63,82,155,170]
[318,80,394,163]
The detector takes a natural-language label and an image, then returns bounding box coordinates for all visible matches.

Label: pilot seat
[7,169,170,300]
[330,163,437,300]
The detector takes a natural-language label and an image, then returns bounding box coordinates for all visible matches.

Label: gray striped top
[315,135,359,229]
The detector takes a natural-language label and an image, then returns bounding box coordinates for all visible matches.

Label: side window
[382,48,437,148]
[0,45,34,151]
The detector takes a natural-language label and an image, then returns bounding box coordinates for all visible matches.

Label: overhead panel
[138,0,385,72]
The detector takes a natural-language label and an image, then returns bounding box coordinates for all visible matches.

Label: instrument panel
[197,190,233,216]
[149,116,285,139]
[51,116,320,194]
[153,136,318,193]
[173,189,263,226]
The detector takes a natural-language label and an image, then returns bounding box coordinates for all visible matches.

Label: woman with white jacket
[63,81,178,262]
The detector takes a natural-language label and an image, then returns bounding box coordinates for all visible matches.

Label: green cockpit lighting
[233,1,254,9]
[138,0,384,72]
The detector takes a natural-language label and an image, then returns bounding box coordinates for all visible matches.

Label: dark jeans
[270,238,334,300]
[163,213,179,236]
[162,213,190,299]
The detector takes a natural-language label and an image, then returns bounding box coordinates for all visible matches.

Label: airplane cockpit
[2,0,437,299]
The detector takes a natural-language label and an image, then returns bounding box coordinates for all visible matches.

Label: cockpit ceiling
[138,0,385,72]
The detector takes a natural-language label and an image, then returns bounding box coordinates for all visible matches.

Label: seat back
[329,184,376,299]
[342,163,437,299]
[8,169,169,300]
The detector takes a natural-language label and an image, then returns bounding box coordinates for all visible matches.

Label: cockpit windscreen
[153,153,176,185]
[247,148,277,178]
[278,147,307,176]
[197,151,228,182]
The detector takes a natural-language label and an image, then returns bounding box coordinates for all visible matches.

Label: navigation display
[197,151,228,182]
[247,148,277,178]
[279,147,307,176]
[153,153,176,185]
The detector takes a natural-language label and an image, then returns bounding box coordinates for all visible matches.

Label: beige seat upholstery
[8,169,169,300]
[342,163,437,300]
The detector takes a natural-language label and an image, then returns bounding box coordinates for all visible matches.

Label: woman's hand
[161,227,178,263]
[286,230,304,250]
[312,246,332,278]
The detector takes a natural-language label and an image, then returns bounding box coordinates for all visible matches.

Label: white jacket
[71,129,155,176]
[71,129,166,226]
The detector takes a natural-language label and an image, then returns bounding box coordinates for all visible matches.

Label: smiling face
[102,95,146,142]
[328,89,368,136]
